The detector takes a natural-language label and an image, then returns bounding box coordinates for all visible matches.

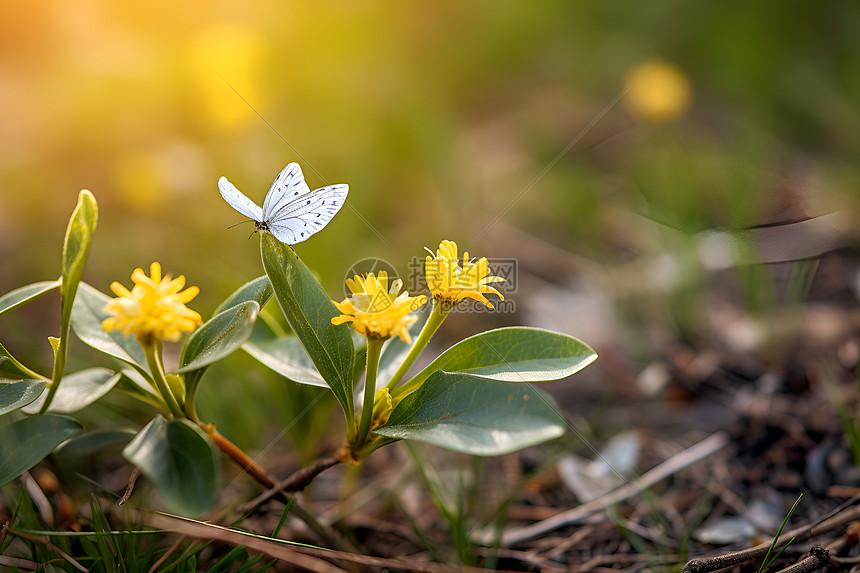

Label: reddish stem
[205,426,276,489]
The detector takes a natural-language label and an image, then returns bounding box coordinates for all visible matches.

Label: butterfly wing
[267,184,349,245]
[262,163,311,219]
[218,176,263,222]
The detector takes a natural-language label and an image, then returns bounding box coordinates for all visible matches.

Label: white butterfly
[218,162,348,246]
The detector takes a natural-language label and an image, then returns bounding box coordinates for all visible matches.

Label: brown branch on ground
[237,453,342,514]
[771,546,830,573]
[681,504,860,573]
[496,432,731,546]
[150,512,497,573]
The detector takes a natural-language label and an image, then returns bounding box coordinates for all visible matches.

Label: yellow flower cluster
[332,271,427,343]
[102,262,203,344]
[425,240,505,309]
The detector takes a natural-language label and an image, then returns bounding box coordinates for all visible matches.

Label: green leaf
[22,368,119,414]
[0,281,61,317]
[243,332,326,387]
[0,342,45,381]
[176,301,260,374]
[261,233,356,424]
[213,276,273,316]
[0,380,47,415]
[122,416,218,516]
[71,283,149,375]
[409,327,597,387]
[0,414,83,487]
[375,371,566,456]
[114,369,166,411]
[57,190,98,368]
[54,428,136,460]
[52,429,136,482]
[174,301,260,406]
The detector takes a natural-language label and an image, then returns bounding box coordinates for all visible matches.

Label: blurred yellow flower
[623,59,693,123]
[102,262,203,344]
[425,240,505,309]
[332,271,427,342]
[184,24,268,128]
[112,151,165,213]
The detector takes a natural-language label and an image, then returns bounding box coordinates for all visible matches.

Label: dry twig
[495,432,730,546]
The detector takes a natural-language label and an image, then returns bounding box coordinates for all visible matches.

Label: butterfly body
[218,162,348,246]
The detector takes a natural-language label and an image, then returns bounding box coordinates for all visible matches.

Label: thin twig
[237,453,341,513]
[3,527,88,572]
[494,432,730,546]
[150,511,496,573]
[476,547,566,573]
[771,546,830,573]
[0,555,39,570]
[201,426,343,548]
[118,468,140,505]
[22,472,52,526]
[682,505,860,573]
[147,533,185,573]
[207,427,277,488]
[574,552,663,572]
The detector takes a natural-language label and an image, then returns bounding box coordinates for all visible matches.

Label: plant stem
[205,425,277,488]
[142,340,184,419]
[206,429,341,548]
[39,338,66,414]
[386,300,450,397]
[184,380,200,423]
[350,435,399,461]
[354,336,384,447]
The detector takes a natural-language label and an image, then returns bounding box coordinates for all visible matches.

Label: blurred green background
[2,2,859,433]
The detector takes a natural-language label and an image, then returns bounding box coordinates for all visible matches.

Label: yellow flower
[425,240,505,309]
[102,262,203,344]
[623,59,693,123]
[331,271,427,343]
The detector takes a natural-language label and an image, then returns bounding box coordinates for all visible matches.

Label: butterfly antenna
[228,219,253,230]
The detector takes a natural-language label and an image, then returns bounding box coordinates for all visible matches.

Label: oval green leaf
[0,414,83,487]
[52,429,136,482]
[58,190,98,367]
[175,301,260,374]
[122,416,218,517]
[0,281,62,318]
[375,371,566,456]
[23,368,119,414]
[114,369,166,411]
[261,233,356,423]
[409,327,597,387]
[71,283,150,375]
[0,380,48,415]
[243,334,326,387]
[213,275,273,316]
[54,428,136,460]
[0,342,45,381]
